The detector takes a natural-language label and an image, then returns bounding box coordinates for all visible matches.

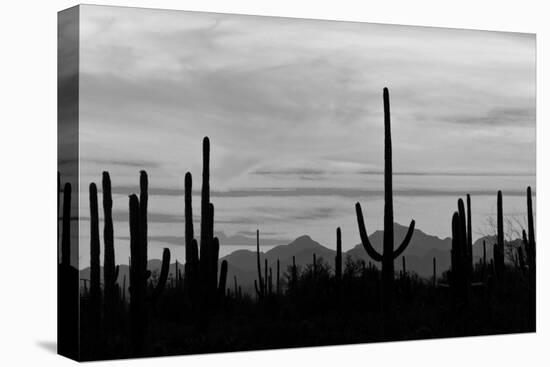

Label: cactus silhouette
[102,172,118,328]
[89,183,101,340]
[466,194,473,277]
[218,259,228,299]
[522,186,536,286]
[199,137,211,296]
[355,87,415,311]
[128,172,171,356]
[335,227,342,282]
[211,234,220,297]
[129,193,146,355]
[494,191,505,278]
[184,172,198,299]
[151,248,171,302]
[451,199,470,304]
[58,178,79,358]
[255,229,265,298]
[139,171,148,271]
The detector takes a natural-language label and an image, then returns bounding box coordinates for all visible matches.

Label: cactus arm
[256,229,264,297]
[522,229,528,248]
[355,203,383,262]
[392,220,415,259]
[151,248,170,302]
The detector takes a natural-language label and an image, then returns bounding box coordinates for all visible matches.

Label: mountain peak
[288,235,322,249]
[292,234,312,242]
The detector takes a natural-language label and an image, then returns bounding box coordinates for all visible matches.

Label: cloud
[87,158,161,169]
[116,231,286,247]
[444,106,535,126]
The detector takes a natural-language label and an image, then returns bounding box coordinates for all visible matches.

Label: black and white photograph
[55,3,536,363]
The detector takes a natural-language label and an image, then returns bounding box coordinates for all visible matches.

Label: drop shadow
[36,340,57,354]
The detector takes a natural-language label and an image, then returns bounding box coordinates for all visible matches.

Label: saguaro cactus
[211,233,220,295]
[218,260,228,299]
[255,229,265,298]
[451,199,470,304]
[128,172,171,356]
[129,194,146,355]
[494,191,505,278]
[102,172,117,327]
[466,194,473,276]
[199,137,211,289]
[355,87,415,311]
[522,186,536,286]
[89,183,101,329]
[151,248,171,302]
[335,227,342,282]
[184,172,199,299]
[58,178,79,357]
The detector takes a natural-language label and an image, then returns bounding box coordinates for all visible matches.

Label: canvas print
[57,5,536,361]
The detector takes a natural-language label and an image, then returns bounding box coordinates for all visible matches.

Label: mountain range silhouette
[80,222,512,295]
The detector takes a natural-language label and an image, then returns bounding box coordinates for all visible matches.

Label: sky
[73,5,535,268]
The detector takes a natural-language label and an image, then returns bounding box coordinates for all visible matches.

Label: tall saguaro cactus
[196,137,222,304]
[89,183,101,324]
[178,137,225,307]
[355,88,416,311]
[128,172,171,356]
[451,199,470,304]
[256,229,265,298]
[494,191,505,278]
[335,227,342,282]
[129,194,146,355]
[199,137,211,288]
[139,171,148,277]
[58,177,78,357]
[466,194,473,277]
[522,186,536,286]
[102,172,118,327]
[218,260,228,299]
[184,172,199,299]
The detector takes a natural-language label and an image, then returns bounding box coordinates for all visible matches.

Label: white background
[0,0,547,365]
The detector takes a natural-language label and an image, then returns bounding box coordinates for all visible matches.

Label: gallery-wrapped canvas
[58,5,536,361]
